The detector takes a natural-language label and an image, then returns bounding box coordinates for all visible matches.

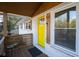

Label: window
[26,19,32,30]
[55,7,76,51]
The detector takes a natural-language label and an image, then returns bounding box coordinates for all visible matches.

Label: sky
[70,11,76,20]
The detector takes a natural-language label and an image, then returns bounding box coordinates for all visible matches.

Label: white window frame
[51,3,79,56]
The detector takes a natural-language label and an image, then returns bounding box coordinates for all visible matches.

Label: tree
[55,19,63,28]
[69,19,76,28]
[7,16,22,31]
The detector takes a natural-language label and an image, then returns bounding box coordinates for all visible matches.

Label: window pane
[69,11,76,28]
[55,13,67,28]
[0,15,3,33]
[55,29,76,51]
[55,7,76,51]
[67,10,76,50]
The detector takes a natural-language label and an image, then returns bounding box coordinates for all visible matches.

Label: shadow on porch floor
[5,44,48,57]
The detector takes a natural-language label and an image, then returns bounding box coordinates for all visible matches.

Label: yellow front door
[38,16,45,48]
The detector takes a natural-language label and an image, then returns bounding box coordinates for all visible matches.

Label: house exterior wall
[32,2,79,57]
[18,17,32,35]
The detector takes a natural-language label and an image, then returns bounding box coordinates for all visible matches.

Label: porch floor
[5,44,47,57]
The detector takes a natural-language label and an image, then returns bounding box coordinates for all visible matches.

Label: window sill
[51,44,79,57]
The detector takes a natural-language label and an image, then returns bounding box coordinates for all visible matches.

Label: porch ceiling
[0,2,61,17]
